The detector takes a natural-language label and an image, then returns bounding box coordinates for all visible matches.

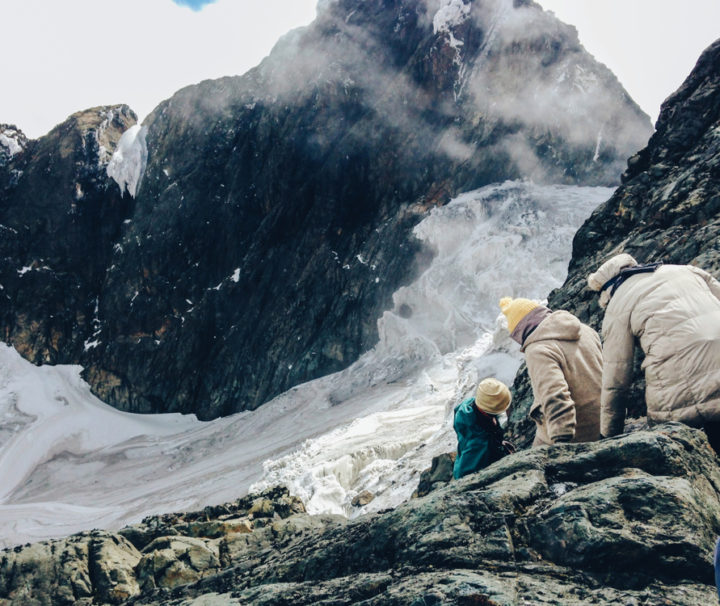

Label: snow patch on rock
[433,0,471,34]
[0,129,24,157]
[94,110,116,165]
[107,125,148,198]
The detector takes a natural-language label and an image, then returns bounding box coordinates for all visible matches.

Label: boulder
[0,530,140,605]
[88,534,142,604]
[3,425,717,604]
[135,536,219,592]
[351,490,376,507]
[413,452,456,497]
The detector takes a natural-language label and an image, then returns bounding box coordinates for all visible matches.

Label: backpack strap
[601,262,663,298]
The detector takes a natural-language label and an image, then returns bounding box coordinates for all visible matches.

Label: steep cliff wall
[0,108,137,364]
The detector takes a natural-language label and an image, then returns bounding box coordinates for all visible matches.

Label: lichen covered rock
[1,426,717,605]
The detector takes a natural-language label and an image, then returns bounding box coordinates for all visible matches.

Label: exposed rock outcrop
[0,0,651,419]
[0,106,137,365]
[413,451,456,497]
[1,425,718,604]
[507,38,720,447]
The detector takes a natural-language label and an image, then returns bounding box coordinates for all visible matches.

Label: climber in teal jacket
[453,378,512,479]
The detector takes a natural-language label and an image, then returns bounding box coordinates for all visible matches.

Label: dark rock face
[1,425,718,604]
[1,1,651,419]
[0,107,137,365]
[414,451,456,497]
[508,38,720,447]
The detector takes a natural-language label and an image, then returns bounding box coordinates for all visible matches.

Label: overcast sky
[540,0,720,123]
[1,0,719,139]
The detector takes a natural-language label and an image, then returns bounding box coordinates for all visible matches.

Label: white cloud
[1,0,719,138]
[0,0,317,138]
[539,0,720,123]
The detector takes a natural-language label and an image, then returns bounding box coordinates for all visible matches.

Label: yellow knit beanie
[499,297,539,333]
[475,378,512,415]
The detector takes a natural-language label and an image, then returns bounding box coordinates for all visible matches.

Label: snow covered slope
[0,182,611,547]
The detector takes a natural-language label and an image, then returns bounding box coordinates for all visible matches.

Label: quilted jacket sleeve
[525,342,576,444]
[600,309,635,437]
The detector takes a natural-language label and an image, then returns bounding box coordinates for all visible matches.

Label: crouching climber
[587,254,720,450]
[453,378,514,479]
[499,297,602,446]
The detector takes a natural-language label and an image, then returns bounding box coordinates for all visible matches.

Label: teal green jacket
[453,397,504,479]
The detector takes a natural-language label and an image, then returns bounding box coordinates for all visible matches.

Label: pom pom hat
[499,297,539,333]
[475,378,512,415]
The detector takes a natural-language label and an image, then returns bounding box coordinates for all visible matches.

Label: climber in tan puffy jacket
[499,297,602,446]
[587,254,720,450]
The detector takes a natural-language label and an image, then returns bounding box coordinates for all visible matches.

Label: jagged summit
[150,0,649,186]
[0,0,651,419]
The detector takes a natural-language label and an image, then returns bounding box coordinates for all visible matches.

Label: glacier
[0,181,612,548]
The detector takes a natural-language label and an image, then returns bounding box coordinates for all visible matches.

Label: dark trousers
[704,422,720,455]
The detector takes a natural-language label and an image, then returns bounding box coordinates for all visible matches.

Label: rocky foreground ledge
[2,424,719,605]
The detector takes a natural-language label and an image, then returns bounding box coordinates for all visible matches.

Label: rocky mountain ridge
[1,424,717,604]
[0,0,651,419]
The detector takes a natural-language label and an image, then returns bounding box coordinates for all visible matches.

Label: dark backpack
[473,407,517,457]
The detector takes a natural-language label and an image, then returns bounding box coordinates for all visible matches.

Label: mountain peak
[1,2,650,419]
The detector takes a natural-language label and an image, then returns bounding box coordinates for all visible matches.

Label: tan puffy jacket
[600,264,720,436]
[522,311,603,446]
